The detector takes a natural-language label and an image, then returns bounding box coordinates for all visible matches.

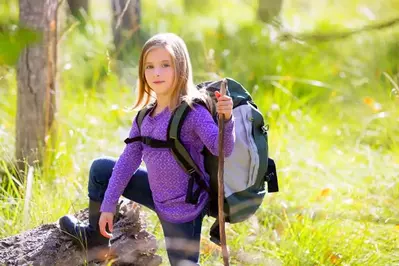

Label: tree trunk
[16,0,58,169]
[0,203,162,266]
[258,0,283,23]
[111,0,141,60]
[66,0,89,24]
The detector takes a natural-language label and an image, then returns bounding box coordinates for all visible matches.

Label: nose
[154,67,161,77]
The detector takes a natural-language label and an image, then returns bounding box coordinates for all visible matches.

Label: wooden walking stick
[217,78,230,265]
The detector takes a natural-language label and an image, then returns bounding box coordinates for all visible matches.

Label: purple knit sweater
[100,103,235,223]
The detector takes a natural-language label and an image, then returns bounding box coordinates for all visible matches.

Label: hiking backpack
[125,78,278,244]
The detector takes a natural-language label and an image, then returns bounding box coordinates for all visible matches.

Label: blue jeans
[88,157,206,266]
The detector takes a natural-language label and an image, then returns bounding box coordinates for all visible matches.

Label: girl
[59,32,235,265]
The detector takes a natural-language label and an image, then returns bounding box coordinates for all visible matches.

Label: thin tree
[66,0,89,26]
[111,0,141,60]
[16,0,58,171]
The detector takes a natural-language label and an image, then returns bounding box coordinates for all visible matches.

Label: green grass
[1,0,399,265]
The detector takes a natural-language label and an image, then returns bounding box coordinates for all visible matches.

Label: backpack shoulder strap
[168,102,210,204]
[168,102,201,175]
[136,104,154,133]
[124,104,154,144]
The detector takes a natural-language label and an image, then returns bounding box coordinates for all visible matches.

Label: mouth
[153,81,165,84]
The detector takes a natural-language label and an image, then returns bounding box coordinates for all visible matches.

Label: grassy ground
[1,0,399,265]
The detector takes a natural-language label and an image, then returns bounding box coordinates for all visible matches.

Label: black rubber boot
[59,200,109,249]
[209,220,221,246]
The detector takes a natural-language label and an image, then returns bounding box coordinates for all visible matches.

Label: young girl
[59,32,235,265]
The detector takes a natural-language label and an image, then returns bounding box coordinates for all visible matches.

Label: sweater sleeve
[100,116,143,213]
[190,104,235,157]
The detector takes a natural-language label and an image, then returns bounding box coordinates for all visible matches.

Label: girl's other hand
[215,91,233,121]
[99,212,114,238]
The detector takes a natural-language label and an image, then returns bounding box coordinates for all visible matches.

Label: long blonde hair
[132,33,212,112]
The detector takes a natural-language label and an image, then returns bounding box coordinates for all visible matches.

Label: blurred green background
[1,0,399,265]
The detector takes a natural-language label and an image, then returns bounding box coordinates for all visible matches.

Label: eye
[162,63,170,68]
[145,65,153,69]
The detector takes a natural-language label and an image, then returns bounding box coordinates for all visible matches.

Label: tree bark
[0,203,162,266]
[258,0,283,23]
[111,0,141,60]
[16,0,58,169]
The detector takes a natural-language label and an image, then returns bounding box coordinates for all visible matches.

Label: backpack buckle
[142,137,151,145]
[261,125,269,134]
[188,168,196,175]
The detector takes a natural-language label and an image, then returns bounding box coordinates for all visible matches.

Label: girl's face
[144,47,175,98]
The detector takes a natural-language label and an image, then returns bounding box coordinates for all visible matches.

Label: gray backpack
[125,78,278,245]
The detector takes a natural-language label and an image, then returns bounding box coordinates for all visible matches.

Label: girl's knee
[89,157,116,185]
